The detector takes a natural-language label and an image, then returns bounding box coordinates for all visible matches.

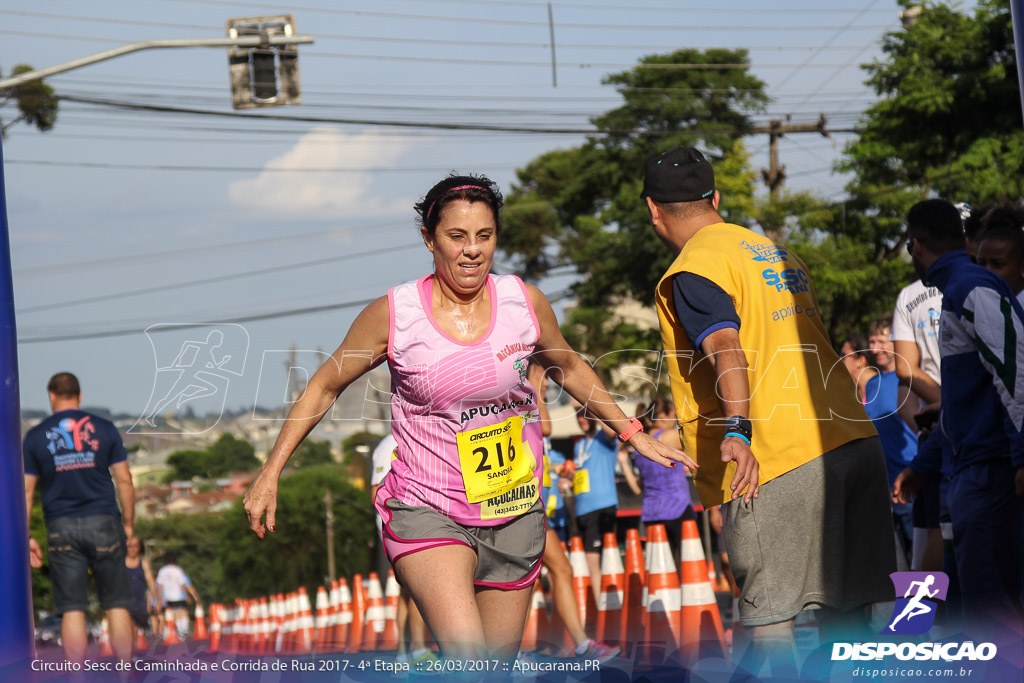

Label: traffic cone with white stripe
[315,585,331,652]
[378,571,400,651]
[596,531,625,646]
[679,519,727,664]
[135,626,148,653]
[642,524,682,666]
[347,575,366,653]
[193,603,209,641]
[296,587,315,654]
[99,618,114,656]
[520,579,551,653]
[622,527,645,656]
[163,606,182,645]
[336,578,353,651]
[362,572,385,651]
[568,536,597,631]
[208,603,221,654]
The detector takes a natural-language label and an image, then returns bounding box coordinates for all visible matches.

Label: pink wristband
[617,417,644,443]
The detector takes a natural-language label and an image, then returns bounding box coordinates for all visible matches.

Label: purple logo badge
[883,572,949,635]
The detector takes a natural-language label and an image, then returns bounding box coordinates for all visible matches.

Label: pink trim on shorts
[387,288,396,363]
[473,553,543,590]
[513,275,541,344]
[378,494,473,565]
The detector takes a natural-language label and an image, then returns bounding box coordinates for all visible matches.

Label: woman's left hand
[629,432,698,473]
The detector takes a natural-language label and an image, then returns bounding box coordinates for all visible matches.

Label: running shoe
[576,639,620,664]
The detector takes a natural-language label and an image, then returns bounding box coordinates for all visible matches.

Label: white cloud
[228,127,416,219]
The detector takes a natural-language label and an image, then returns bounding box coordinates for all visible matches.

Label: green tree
[842,0,1023,203]
[163,449,209,483]
[500,49,769,388]
[1,65,58,135]
[207,433,259,477]
[290,439,336,469]
[216,465,374,599]
[787,0,1021,341]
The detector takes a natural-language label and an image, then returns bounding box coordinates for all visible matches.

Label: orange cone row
[198,526,727,660]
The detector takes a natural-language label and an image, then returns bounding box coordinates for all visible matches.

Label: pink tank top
[378,273,543,526]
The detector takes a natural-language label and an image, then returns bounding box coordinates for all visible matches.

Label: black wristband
[723,415,752,443]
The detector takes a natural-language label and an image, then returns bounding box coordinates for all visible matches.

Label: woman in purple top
[628,397,696,567]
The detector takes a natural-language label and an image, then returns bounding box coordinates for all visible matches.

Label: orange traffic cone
[295,587,315,654]
[336,578,353,652]
[271,594,285,654]
[135,626,148,653]
[622,527,646,655]
[99,618,113,656]
[679,519,727,664]
[315,585,331,652]
[643,524,682,666]
[255,597,267,653]
[193,603,209,641]
[324,580,340,653]
[220,602,235,653]
[568,536,597,630]
[362,572,385,651]
[378,571,400,651]
[207,604,221,654]
[163,606,182,645]
[347,575,366,653]
[596,532,625,646]
[520,580,551,653]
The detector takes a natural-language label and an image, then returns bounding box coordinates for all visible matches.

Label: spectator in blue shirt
[863,316,919,564]
[23,372,136,667]
[572,403,621,606]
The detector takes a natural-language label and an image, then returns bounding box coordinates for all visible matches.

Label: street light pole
[0,28,315,670]
[324,489,336,583]
[0,35,314,91]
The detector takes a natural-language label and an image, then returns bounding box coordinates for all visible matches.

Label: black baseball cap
[640,147,716,203]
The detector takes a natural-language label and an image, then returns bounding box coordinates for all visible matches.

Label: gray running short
[722,436,897,627]
[382,498,545,590]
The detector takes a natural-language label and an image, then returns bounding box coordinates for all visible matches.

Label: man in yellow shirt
[643,147,897,674]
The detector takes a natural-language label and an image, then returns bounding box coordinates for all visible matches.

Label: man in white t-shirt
[891,279,942,414]
[155,555,202,638]
[891,278,944,573]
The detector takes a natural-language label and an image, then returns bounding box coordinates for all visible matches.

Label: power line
[19,243,424,314]
[14,218,406,275]
[158,0,893,24]
[56,94,861,137]
[0,9,881,52]
[5,159,523,173]
[17,297,380,344]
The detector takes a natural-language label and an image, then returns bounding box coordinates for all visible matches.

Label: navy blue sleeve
[103,420,128,465]
[22,429,40,476]
[672,273,741,352]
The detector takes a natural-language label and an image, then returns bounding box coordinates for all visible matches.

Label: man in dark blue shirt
[23,372,135,667]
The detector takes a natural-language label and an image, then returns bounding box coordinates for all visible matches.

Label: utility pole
[753,114,830,203]
[324,489,336,582]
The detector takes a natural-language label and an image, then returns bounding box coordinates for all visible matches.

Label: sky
[1,0,922,417]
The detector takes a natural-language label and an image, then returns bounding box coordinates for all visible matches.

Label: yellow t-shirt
[655,223,876,506]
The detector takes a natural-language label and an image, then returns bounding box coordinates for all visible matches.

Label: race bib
[457,415,536,504]
[573,468,591,496]
[542,455,552,488]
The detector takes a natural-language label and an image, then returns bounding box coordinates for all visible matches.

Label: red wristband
[617,416,644,443]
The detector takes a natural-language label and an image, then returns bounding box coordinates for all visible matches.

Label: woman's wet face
[423,199,497,296]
